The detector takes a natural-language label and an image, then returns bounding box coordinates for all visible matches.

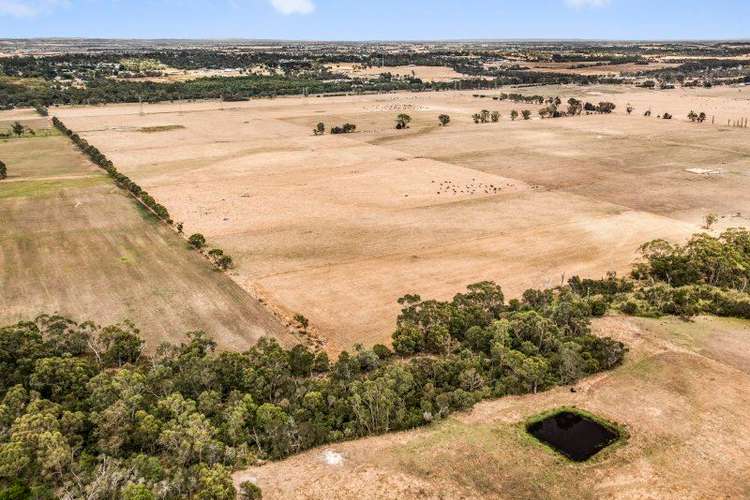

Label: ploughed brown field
[50,84,750,351]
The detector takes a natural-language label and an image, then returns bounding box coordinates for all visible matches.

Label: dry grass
[519,61,681,76]
[0,121,298,351]
[327,63,475,82]
[51,86,750,351]
[233,315,750,499]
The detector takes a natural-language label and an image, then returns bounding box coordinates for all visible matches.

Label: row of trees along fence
[52,117,172,224]
[53,117,238,272]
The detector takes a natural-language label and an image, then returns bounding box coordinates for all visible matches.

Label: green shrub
[588,295,608,317]
[188,233,206,249]
[122,484,156,500]
[239,481,262,500]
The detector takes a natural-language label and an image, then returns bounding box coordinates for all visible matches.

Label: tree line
[52,117,172,224]
[573,228,750,321]
[187,233,234,271]
[34,104,49,117]
[1,74,420,109]
[475,92,546,104]
[0,282,624,499]
[474,94,616,119]
[52,117,236,273]
[3,225,750,498]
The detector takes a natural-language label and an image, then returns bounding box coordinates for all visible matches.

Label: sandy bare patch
[685,167,721,175]
[328,63,473,82]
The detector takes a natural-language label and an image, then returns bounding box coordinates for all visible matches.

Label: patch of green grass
[398,418,500,456]
[633,316,750,357]
[130,197,162,225]
[644,317,710,351]
[137,125,185,133]
[621,354,665,379]
[393,420,506,495]
[0,176,106,199]
[392,417,594,497]
[0,75,50,91]
[0,128,60,141]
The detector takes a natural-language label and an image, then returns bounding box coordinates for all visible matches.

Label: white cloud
[565,0,611,8]
[0,0,37,16]
[0,0,68,17]
[269,0,314,15]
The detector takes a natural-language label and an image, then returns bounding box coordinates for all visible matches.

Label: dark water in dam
[527,411,619,462]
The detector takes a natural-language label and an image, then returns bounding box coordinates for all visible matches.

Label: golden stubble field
[327,63,474,82]
[0,119,296,351]
[517,60,681,76]
[53,85,750,351]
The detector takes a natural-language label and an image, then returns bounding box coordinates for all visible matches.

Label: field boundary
[51,115,324,349]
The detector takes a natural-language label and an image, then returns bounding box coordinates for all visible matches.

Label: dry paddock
[51,85,750,351]
[232,315,750,499]
[0,120,296,351]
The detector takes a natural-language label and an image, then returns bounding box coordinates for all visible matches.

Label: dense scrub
[1,74,419,108]
[622,229,750,319]
[631,58,750,86]
[0,281,623,498]
[2,228,750,498]
[568,229,750,320]
[3,41,750,108]
[633,229,750,291]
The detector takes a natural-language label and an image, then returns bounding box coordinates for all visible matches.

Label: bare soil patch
[328,63,472,82]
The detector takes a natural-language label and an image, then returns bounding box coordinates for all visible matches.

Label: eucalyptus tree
[395,114,412,129]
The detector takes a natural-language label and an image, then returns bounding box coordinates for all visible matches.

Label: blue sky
[1,0,748,40]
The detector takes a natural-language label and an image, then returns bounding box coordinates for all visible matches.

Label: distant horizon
[2,0,748,40]
[3,37,750,43]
